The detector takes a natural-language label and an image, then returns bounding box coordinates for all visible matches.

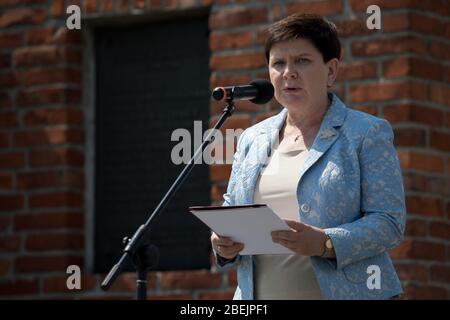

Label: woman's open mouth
[283,87,302,92]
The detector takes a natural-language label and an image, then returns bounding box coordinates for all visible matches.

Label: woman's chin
[279,94,307,108]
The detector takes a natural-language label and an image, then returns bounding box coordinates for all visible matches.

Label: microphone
[212,79,274,104]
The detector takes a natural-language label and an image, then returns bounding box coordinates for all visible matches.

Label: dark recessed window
[94,16,211,273]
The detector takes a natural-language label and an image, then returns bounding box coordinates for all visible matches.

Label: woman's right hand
[211,232,244,260]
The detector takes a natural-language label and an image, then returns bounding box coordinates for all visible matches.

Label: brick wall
[0,0,449,299]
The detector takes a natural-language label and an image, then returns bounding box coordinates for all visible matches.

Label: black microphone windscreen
[249,79,274,104]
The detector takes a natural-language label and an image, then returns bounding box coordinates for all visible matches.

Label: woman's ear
[326,58,339,88]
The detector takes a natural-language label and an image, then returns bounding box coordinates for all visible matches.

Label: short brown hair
[265,13,341,63]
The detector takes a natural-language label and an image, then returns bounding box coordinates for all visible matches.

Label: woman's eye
[272,61,284,67]
[296,58,310,64]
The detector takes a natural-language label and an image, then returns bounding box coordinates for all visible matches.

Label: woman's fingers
[211,232,244,259]
[218,242,244,259]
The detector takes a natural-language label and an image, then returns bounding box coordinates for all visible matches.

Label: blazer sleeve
[324,119,406,270]
[213,128,249,269]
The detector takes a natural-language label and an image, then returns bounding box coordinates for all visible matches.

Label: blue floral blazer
[216,93,406,300]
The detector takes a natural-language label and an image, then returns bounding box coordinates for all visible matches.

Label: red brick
[286,0,343,16]
[13,46,60,67]
[210,52,266,70]
[411,0,450,16]
[26,27,56,45]
[15,255,83,273]
[100,0,114,12]
[0,259,10,277]
[159,270,221,289]
[198,291,234,300]
[395,263,428,282]
[209,7,267,29]
[211,184,227,202]
[349,82,426,103]
[393,128,426,147]
[383,104,444,127]
[43,274,97,293]
[228,269,237,286]
[14,128,83,147]
[0,71,17,87]
[0,279,39,296]
[403,173,448,197]
[406,195,445,217]
[0,215,12,232]
[84,0,97,13]
[59,47,82,64]
[210,74,252,90]
[352,106,377,117]
[209,114,249,133]
[335,18,371,37]
[0,8,47,28]
[26,233,84,251]
[430,130,450,152]
[410,13,445,37]
[337,63,376,81]
[390,239,446,261]
[352,36,427,56]
[399,151,444,172]
[382,13,410,32]
[404,284,448,299]
[0,111,18,128]
[430,83,450,106]
[350,0,409,11]
[16,67,81,86]
[0,32,22,49]
[0,235,20,252]
[51,0,64,17]
[133,0,146,9]
[52,28,82,45]
[0,132,11,148]
[0,92,12,109]
[109,272,155,292]
[16,87,65,107]
[254,111,279,124]
[430,265,450,283]
[447,201,450,219]
[210,164,232,182]
[209,31,253,51]
[0,53,10,69]
[383,57,442,81]
[429,222,450,241]
[430,41,450,60]
[150,293,193,300]
[17,170,83,190]
[0,172,13,190]
[23,108,83,127]
[150,0,161,7]
[14,212,83,231]
[404,218,427,237]
[30,148,84,167]
[29,191,83,209]
[0,152,25,169]
[116,0,129,12]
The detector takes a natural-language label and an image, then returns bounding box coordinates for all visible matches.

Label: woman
[211,13,406,300]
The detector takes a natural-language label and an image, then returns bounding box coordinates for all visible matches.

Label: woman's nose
[283,64,298,79]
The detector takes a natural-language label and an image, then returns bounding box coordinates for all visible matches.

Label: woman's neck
[285,95,330,130]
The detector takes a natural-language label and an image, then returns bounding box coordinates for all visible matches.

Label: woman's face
[269,38,338,110]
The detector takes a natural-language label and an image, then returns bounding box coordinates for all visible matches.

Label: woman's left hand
[271,220,327,256]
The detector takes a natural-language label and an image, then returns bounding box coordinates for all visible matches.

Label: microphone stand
[101,96,236,300]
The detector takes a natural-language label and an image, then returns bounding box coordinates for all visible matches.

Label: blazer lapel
[240,109,288,203]
[237,93,347,204]
[297,94,347,184]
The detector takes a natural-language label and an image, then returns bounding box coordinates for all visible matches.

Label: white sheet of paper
[189,204,294,255]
